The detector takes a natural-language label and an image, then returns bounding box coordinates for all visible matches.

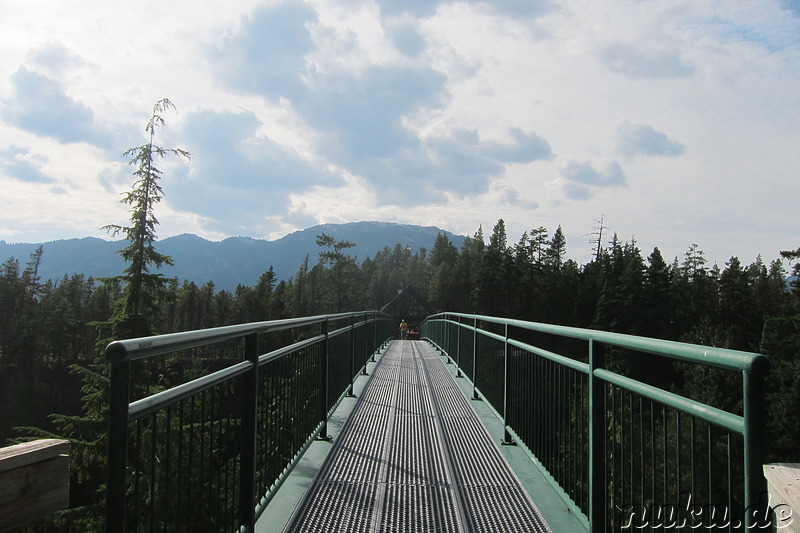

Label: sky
[1,0,799,268]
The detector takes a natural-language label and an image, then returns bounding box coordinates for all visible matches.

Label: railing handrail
[430,312,767,374]
[105,311,381,363]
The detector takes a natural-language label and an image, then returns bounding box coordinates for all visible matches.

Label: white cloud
[618,123,685,158]
[600,43,695,79]
[0,145,55,184]
[563,160,626,188]
[0,67,112,147]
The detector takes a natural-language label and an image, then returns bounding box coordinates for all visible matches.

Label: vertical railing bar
[570,366,574,496]
[456,317,462,377]
[318,320,331,440]
[616,387,621,521]
[541,356,545,467]
[629,391,634,512]
[690,416,695,527]
[662,405,667,519]
[233,374,242,527]
[445,317,450,359]
[609,382,614,517]
[559,363,562,489]
[348,316,356,396]
[582,372,587,512]
[371,314,377,362]
[571,368,576,500]
[149,411,157,533]
[549,363,559,476]
[552,358,557,471]
[133,419,142,531]
[552,358,556,485]
[164,406,172,533]
[676,410,681,529]
[588,338,605,531]
[176,400,184,531]
[558,363,563,483]
[620,387,625,513]
[725,431,736,531]
[534,355,540,462]
[200,387,206,524]
[707,424,712,529]
[727,432,732,533]
[211,388,217,523]
[638,395,643,512]
[214,386,222,530]
[204,388,210,526]
[228,379,235,531]
[188,395,196,531]
[206,388,212,523]
[255,371,263,508]
[649,400,655,531]
[239,332,259,532]
[472,318,478,400]
[546,358,551,470]
[502,322,513,445]
[564,366,569,496]
[269,359,275,491]
[360,317,366,373]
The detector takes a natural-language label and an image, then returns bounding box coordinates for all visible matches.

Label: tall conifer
[40,99,189,531]
[104,98,190,338]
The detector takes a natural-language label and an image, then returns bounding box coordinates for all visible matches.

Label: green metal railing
[105,311,394,532]
[422,313,769,532]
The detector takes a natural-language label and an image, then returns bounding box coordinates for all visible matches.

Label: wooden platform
[764,463,799,532]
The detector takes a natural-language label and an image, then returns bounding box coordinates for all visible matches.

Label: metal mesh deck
[283,341,551,532]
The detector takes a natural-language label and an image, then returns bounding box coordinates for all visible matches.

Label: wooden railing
[0,439,70,532]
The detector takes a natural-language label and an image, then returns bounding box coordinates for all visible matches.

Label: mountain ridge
[0,221,466,292]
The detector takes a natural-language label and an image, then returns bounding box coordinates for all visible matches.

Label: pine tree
[35,99,190,531]
[316,233,357,312]
[103,98,191,339]
[429,233,460,311]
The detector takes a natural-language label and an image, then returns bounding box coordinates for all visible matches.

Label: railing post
[446,317,451,360]
[347,316,356,397]
[588,339,605,532]
[456,316,462,378]
[318,319,331,441]
[743,361,769,528]
[472,317,479,401]
[239,332,259,532]
[502,322,515,445]
[106,343,131,533]
[371,314,377,362]
[362,313,369,375]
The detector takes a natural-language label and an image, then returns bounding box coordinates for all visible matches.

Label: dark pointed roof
[381,285,436,317]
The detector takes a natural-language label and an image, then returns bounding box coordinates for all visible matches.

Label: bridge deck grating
[282,340,551,533]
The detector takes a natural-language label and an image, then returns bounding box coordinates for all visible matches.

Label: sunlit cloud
[618,124,685,158]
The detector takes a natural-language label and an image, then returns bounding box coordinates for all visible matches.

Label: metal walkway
[283,340,551,533]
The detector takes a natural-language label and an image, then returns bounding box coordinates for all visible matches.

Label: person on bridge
[399,319,409,340]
